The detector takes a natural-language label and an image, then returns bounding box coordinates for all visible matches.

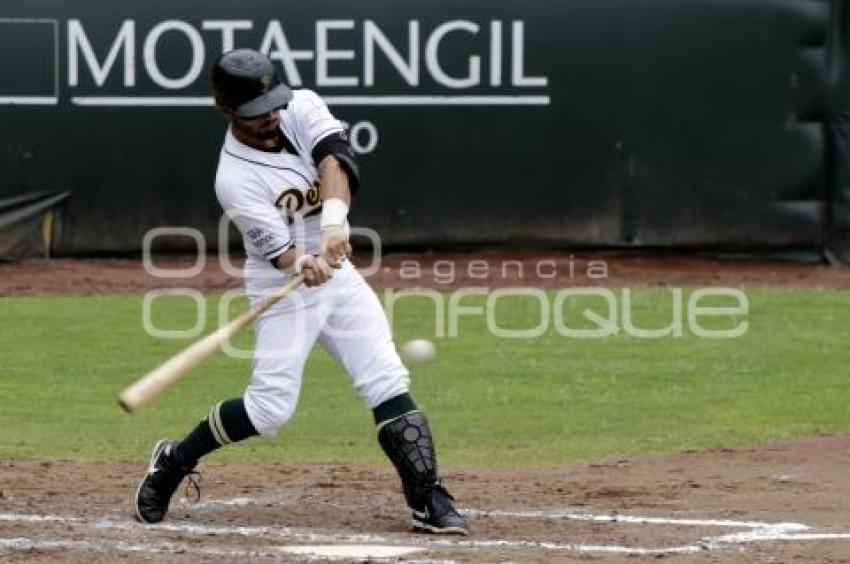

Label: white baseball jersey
[213,89,410,435]
[215,89,349,299]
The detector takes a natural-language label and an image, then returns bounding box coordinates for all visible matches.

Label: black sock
[173,397,259,467]
[373,392,418,425]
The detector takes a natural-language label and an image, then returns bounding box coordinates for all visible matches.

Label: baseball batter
[134,49,468,535]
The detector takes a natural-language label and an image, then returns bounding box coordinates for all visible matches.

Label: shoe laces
[182,470,202,503]
[153,451,202,503]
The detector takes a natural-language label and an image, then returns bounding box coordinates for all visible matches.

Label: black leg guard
[377,406,469,534]
[377,410,438,510]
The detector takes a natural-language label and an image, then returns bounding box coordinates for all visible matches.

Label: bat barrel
[118,274,304,413]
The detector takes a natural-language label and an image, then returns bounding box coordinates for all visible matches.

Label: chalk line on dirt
[1,505,848,558]
[0,537,287,560]
[0,512,694,554]
[467,508,809,531]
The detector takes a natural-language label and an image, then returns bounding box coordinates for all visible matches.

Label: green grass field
[1,288,848,467]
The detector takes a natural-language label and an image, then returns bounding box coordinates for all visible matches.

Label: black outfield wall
[0,0,844,254]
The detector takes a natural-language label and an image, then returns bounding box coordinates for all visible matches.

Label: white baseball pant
[242,261,410,435]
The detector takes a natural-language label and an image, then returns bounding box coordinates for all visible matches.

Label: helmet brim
[236,84,293,118]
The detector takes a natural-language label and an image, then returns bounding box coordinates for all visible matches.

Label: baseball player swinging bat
[130,49,468,535]
[118,274,305,413]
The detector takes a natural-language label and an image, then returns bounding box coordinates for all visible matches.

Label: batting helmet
[211,49,292,118]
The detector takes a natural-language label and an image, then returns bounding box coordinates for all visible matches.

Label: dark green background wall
[0,0,841,254]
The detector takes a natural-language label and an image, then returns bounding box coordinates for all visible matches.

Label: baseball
[401,339,437,364]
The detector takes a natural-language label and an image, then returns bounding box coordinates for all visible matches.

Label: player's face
[232,110,280,141]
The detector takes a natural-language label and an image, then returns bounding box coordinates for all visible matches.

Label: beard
[257,125,279,140]
[233,118,279,144]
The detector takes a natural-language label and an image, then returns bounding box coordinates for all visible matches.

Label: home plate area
[1,501,849,562]
[1,440,850,562]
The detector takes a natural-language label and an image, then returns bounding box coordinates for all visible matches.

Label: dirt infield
[1,435,849,562]
[2,252,849,561]
[2,250,850,296]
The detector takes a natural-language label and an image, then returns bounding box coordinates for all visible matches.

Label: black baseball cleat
[134,439,198,524]
[411,482,469,535]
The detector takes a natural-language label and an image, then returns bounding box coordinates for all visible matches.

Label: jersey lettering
[275,181,323,218]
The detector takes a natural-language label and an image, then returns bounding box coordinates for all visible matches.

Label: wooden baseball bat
[118,274,305,413]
